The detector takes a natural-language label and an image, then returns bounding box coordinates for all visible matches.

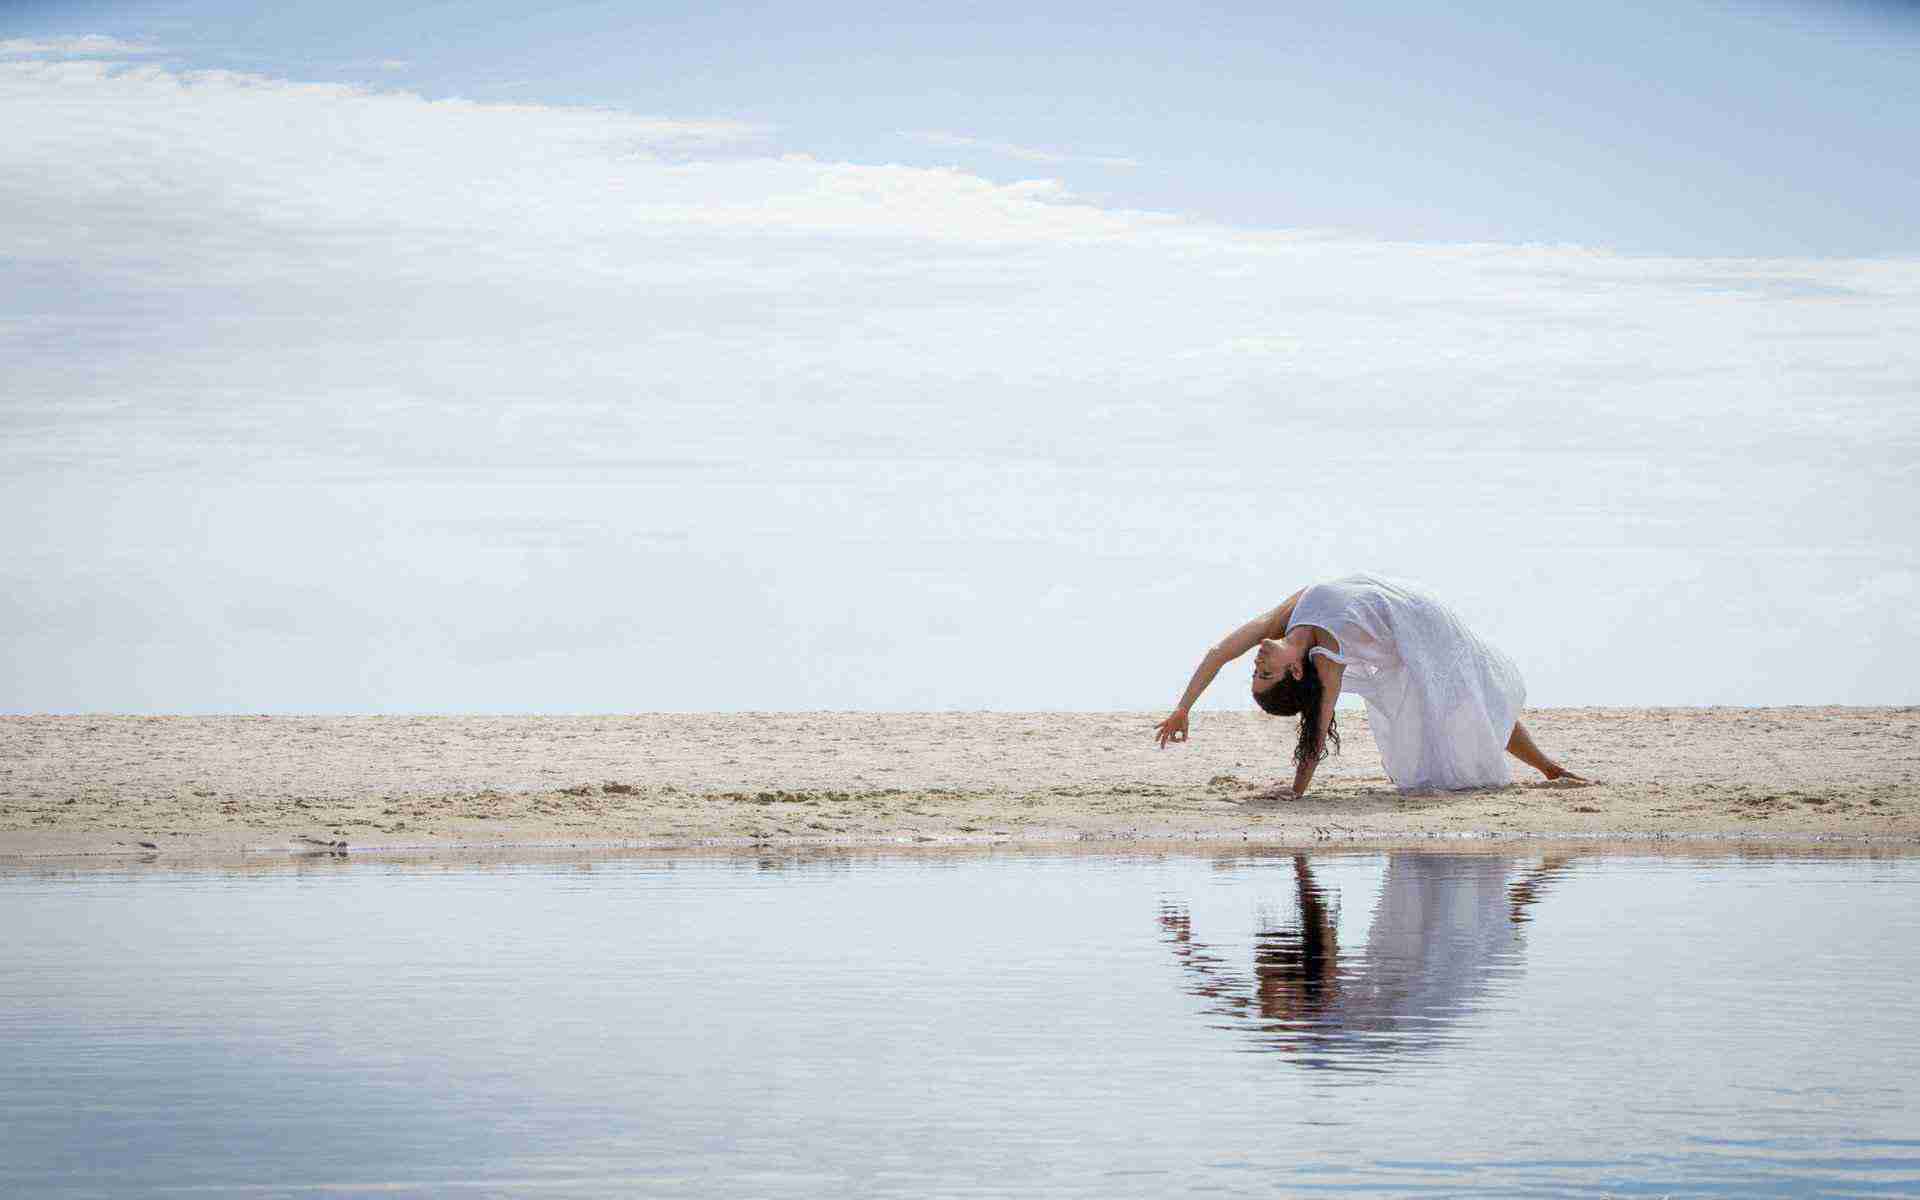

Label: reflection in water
[4,850,1917,1196]
[1161,852,1577,1071]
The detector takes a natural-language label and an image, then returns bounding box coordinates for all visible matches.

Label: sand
[2,707,1916,859]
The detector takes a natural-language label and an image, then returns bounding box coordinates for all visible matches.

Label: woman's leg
[1506,721,1584,781]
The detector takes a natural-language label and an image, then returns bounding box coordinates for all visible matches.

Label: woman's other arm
[1289,656,1344,795]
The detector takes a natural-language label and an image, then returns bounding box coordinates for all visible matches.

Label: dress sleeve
[1310,644,1379,689]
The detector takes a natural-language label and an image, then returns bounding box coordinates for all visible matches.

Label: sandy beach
[2,706,1915,858]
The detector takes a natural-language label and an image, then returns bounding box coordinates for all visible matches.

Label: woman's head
[1252,649,1341,767]
[1251,636,1304,688]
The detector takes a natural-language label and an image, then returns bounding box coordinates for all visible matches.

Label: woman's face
[1252,637,1305,694]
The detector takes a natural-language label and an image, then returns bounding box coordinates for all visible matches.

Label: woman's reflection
[1159,851,1576,1071]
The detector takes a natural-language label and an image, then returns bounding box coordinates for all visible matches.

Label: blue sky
[2,2,1917,713]
[11,0,1920,254]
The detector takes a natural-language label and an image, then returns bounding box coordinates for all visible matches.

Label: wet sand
[2,707,1915,858]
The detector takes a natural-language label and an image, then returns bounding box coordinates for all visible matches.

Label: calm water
[4,847,1918,1198]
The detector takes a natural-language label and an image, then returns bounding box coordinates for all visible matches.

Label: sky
[2,1,1917,713]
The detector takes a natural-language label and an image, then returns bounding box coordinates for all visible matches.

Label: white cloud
[904,129,1142,169]
[0,59,1916,711]
[0,35,161,57]
[337,57,416,72]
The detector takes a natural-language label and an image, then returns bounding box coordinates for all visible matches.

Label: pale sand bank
[2,708,1916,858]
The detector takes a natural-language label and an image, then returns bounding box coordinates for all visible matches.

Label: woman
[1152,572,1583,796]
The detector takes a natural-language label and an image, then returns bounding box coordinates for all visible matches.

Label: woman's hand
[1153,709,1190,748]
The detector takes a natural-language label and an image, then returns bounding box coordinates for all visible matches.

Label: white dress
[1286,573,1526,791]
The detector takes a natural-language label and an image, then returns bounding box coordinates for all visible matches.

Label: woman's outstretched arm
[1153,590,1302,748]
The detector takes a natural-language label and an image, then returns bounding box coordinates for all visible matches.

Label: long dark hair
[1253,663,1341,769]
